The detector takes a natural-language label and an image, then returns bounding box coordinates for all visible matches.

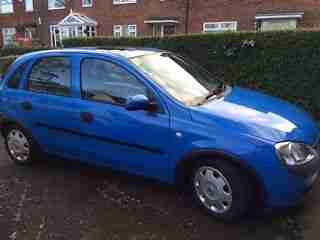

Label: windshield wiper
[205,82,225,100]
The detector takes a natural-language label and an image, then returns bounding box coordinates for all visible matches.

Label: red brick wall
[2,0,320,46]
[190,0,320,32]
[70,0,186,36]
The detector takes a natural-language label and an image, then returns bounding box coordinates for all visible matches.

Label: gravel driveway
[0,138,319,240]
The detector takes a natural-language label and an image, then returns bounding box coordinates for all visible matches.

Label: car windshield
[131,52,221,106]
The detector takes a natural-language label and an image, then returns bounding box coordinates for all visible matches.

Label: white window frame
[82,0,93,8]
[203,21,238,32]
[113,25,137,38]
[25,0,33,12]
[0,0,13,14]
[113,25,123,38]
[258,18,298,32]
[2,27,16,46]
[113,0,137,5]
[48,0,66,10]
[127,24,137,37]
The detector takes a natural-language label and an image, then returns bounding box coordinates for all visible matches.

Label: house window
[203,21,237,32]
[2,27,16,46]
[113,0,137,5]
[48,0,65,10]
[84,26,97,37]
[128,25,137,37]
[25,0,33,12]
[113,25,137,38]
[0,0,13,14]
[82,0,92,7]
[113,25,122,38]
[255,11,303,32]
[259,19,297,31]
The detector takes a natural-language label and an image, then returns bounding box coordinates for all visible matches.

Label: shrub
[0,46,48,57]
[0,56,17,78]
[63,31,320,120]
[0,47,49,77]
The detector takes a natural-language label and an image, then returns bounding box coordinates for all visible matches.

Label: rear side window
[7,62,28,89]
[28,57,71,96]
[81,58,147,105]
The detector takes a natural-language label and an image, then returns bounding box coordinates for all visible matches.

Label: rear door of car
[15,53,86,159]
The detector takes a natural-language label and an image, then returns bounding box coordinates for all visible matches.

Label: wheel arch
[175,149,267,207]
[0,114,25,137]
[0,114,39,149]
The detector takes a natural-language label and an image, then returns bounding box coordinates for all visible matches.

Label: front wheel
[191,160,252,221]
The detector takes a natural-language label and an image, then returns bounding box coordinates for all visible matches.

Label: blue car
[0,49,319,220]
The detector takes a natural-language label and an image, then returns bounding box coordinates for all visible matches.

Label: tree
[177,0,192,34]
[184,0,191,34]
[33,0,49,46]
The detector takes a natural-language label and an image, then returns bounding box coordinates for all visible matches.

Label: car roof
[16,47,164,63]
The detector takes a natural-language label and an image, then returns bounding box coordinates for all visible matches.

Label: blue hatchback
[0,49,319,220]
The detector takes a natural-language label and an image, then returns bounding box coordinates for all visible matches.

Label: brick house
[1,0,320,48]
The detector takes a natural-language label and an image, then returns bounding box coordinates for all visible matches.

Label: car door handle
[21,101,32,111]
[81,112,94,123]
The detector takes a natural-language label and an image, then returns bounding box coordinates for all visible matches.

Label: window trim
[25,0,34,12]
[79,57,164,113]
[127,24,137,37]
[203,21,238,32]
[113,24,138,38]
[82,0,93,8]
[113,25,123,38]
[0,0,13,14]
[48,0,66,10]
[2,27,16,46]
[26,56,73,97]
[113,0,137,5]
[257,18,298,32]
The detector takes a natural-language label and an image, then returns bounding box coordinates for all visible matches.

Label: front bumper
[266,170,319,208]
[251,142,320,208]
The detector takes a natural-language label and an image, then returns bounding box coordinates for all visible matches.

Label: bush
[0,46,48,58]
[0,47,49,77]
[0,56,17,78]
[63,31,320,120]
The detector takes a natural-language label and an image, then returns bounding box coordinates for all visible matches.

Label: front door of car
[74,57,171,181]
[18,55,86,159]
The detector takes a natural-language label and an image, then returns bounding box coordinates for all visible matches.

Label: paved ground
[0,138,319,240]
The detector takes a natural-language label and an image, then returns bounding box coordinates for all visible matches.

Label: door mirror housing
[126,94,156,111]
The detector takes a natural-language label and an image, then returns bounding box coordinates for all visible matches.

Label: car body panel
[0,49,319,209]
[191,87,319,144]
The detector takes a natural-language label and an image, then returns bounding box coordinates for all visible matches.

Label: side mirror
[126,94,156,111]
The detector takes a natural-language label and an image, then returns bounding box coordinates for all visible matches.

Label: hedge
[0,47,48,78]
[0,56,17,78]
[63,31,320,120]
[0,46,48,58]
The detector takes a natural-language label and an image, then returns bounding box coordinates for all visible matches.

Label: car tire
[4,124,41,165]
[191,159,252,221]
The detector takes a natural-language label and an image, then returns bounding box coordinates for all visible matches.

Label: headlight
[275,142,318,166]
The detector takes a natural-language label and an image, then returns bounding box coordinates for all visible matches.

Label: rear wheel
[4,124,40,165]
[191,159,251,221]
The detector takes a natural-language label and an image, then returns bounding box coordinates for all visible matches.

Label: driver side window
[81,58,147,105]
